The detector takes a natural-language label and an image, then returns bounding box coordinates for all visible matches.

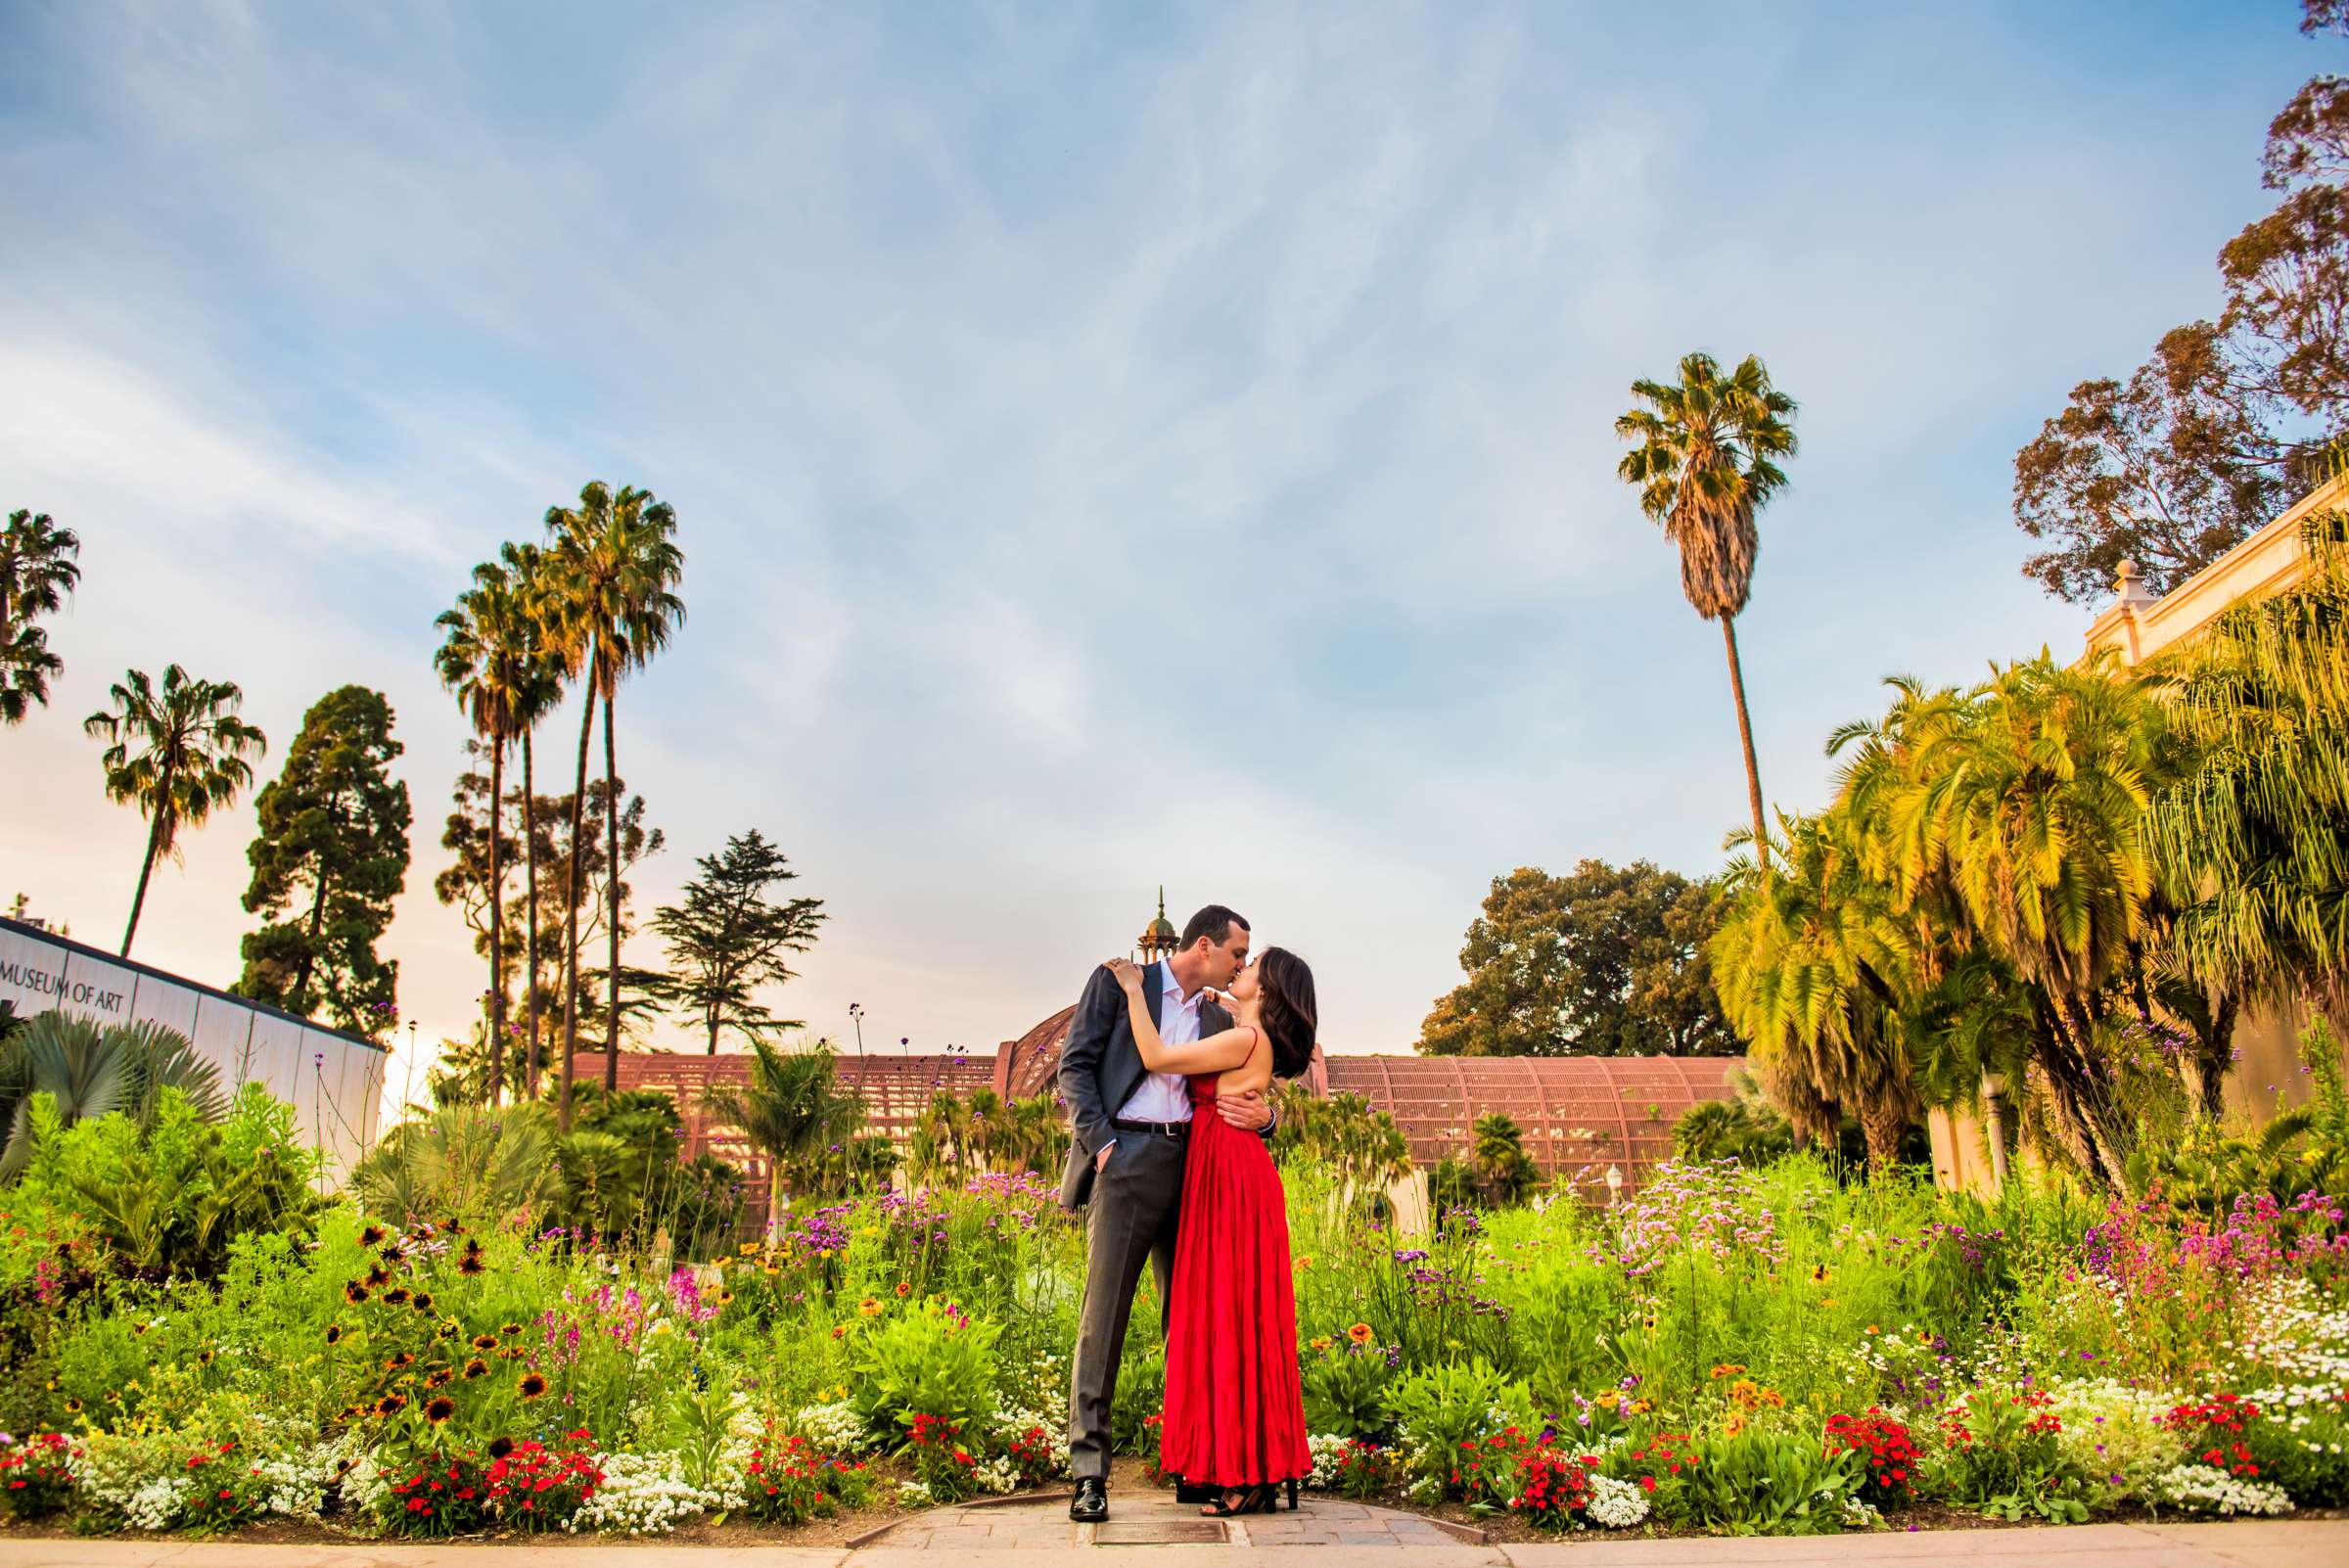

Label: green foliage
[14,1085,321,1278]
[0,1013,224,1179]
[849,1300,1001,1441]
[1384,1357,1535,1495]
[1469,1113,1541,1207]
[0,507,80,724]
[1681,1417,1865,1534]
[1109,1339,1166,1455]
[235,684,412,1037]
[1271,1085,1411,1196]
[1300,1342,1394,1438]
[907,1087,1067,1184]
[1419,860,1733,1057]
[353,1102,563,1222]
[1675,1095,1796,1166]
[702,1038,866,1210]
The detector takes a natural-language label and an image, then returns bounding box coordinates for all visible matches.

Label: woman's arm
[1103,960,1257,1076]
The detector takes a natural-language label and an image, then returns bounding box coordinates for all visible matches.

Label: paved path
[2,1517,2345,1567]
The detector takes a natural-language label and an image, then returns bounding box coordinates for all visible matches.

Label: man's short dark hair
[1179,904,1250,949]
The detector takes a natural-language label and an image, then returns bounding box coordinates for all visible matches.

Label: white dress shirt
[1116,960,1201,1123]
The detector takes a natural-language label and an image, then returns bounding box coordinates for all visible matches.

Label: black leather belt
[1111,1119,1190,1138]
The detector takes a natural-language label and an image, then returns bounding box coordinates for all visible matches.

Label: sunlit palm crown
[542,482,687,698]
[2143,513,2349,1006]
[80,664,268,859]
[1614,351,1797,622]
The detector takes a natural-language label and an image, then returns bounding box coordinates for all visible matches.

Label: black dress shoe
[1070,1477,1109,1522]
[1174,1480,1218,1505]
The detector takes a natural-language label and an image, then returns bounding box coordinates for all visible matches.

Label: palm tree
[1467,1112,1538,1206]
[501,539,565,1100]
[1843,658,2169,1188]
[1616,352,1797,866]
[542,483,686,1126]
[435,558,537,1104]
[702,1037,862,1220]
[83,665,267,956]
[0,1014,224,1177]
[2143,503,2349,1067]
[1708,807,1923,1167]
[2,508,82,724]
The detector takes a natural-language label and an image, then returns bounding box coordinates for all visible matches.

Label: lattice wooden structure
[571,1049,996,1201]
[988,1007,1741,1193]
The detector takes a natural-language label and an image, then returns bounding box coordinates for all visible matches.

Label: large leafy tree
[2012,324,2290,604]
[2015,16,2349,603]
[83,665,267,957]
[234,685,411,1036]
[1,508,80,724]
[1418,860,1732,1057]
[542,482,686,1125]
[435,554,547,1101]
[652,830,828,1053]
[1615,351,1797,866]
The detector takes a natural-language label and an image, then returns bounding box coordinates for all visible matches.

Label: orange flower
[1346,1323,1375,1346]
[517,1372,548,1401]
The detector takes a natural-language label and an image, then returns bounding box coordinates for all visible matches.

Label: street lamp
[1603,1165,1623,1208]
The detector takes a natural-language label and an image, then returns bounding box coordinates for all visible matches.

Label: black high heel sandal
[1200,1483,1278,1517]
[1284,1478,1300,1511]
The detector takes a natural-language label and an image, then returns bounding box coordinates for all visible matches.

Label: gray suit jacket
[1056,960,1247,1210]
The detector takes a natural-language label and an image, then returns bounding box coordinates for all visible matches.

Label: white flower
[1586,1473,1650,1529]
[568,1451,714,1537]
[792,1401,878,1456]
[2149,1463,2293,1518]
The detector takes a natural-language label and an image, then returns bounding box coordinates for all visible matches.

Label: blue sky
[0,2,2326,1093]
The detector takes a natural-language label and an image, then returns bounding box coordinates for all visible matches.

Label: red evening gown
[1159,1074,1312,1489]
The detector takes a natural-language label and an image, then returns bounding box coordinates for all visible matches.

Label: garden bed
[2,1086,2345,1545]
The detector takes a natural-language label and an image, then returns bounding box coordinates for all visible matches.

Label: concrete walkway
[1,1518,2344,1568]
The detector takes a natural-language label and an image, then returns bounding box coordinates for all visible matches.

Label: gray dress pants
[1067,1128,1187,1481]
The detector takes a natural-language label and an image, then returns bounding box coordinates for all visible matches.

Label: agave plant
[0,1012,225,1177]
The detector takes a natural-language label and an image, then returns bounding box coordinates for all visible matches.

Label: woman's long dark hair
[1255,947,1317,1081]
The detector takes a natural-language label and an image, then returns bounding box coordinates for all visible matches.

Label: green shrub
[849,1298,1000,1441]
[1384,1358,1535,1496]
[1302,1341,1394,1439]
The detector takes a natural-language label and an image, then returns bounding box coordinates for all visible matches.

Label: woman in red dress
[1102,948,1317,1517]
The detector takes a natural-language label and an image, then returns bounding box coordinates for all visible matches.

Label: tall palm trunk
[1722,615,1770,869]
[602,690,622,1093]
[486,736,507,1106]
[523,727,541,1101]
[122,801,167,957]
[121,760,174,956]
[559,679,596,1132]
[1858,1097,1907,1172]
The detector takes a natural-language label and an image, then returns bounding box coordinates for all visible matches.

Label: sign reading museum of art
[0,916,386,1177]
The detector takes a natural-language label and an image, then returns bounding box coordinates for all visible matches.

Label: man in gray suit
[1058,903,1274,1522]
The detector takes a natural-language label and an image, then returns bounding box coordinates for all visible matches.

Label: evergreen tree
[235,685,411,1036]
[650,829,827,1053]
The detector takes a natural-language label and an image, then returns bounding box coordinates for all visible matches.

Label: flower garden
[2,1072,2345,1545]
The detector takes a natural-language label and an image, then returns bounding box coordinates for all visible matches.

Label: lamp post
[1603,1164,1623,1209]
